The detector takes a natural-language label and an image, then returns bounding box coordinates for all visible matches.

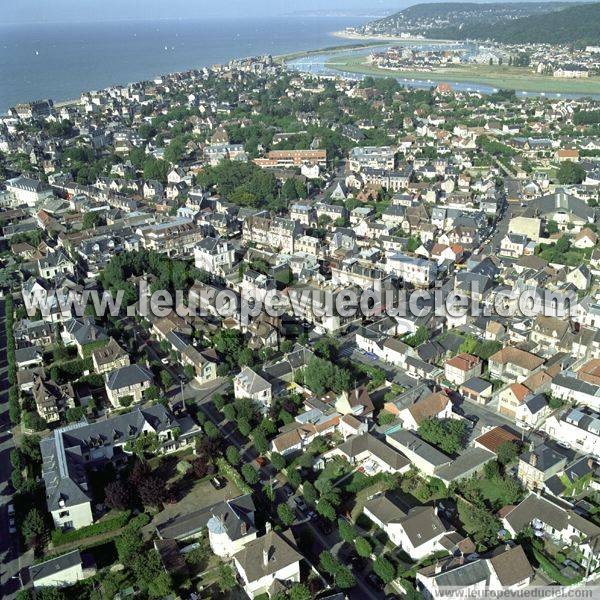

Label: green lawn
[478,478,508,504]
[326,55,600,95]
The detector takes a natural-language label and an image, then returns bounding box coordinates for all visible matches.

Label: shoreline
[331,29,460,45]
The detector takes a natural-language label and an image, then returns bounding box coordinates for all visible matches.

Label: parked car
[282,484,294,498]
[8,517,16,534]
[7,503,15,517]
[210,476,227,490]
[293,496,308,512]
[255,456,267,467]
[563,559,582,571]
[366,572,384,589]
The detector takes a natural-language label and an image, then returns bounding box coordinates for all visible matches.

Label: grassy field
[326,54,600,95]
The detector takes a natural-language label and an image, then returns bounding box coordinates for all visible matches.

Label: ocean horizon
[0,16,368,113]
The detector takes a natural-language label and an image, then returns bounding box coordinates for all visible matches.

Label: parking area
[147,475,242,535]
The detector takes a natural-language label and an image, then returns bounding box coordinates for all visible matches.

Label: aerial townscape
[0,2,600,600]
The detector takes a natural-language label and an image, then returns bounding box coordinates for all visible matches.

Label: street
[0,298,32,598]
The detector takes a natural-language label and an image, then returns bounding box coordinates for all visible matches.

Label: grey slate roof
[503,493,600,539]
[386,430,451,467]
[105,363,153,390]
[431,559,491,588]
[156,493,256,541]
[233,529,302,582]
[29,549,82,583]
[336,433,410,472]
[434,448,496,483]
[42,405,188,511]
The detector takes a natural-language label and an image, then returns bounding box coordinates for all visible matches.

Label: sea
[0,16,369,113]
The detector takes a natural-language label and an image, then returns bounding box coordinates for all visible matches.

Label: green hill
[428,3,600,46]
[359,2,600,47]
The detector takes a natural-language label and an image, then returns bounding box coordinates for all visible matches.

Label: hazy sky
[0,0,581,24]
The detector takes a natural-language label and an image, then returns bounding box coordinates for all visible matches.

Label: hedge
[51,511,132,546]
[532,547,581,586]
[216,458,252,495]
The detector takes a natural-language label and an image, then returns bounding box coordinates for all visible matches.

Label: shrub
[51,511,132,546]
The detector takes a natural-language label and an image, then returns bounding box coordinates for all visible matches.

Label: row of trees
[6,295,20,425]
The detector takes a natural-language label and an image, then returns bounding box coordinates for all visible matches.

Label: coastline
[331,29,460,45]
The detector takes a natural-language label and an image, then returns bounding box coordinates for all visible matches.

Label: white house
[30,550,92,589]
[364,495,452,560]
[397,392,454,431]
[502,493,600,570]
[416,545,534,599]
[194,236,236,276]
[543,408,600,458]
[234,366,273,414]
[105,363,153,408]
[232,528,303,599]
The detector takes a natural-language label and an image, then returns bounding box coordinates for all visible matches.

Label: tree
[313,337,339,361]
[21,435,41,464]
[497,441,519,465]
[83,212,102,230]
[10,448,22,471]
[289,583,311,600]
[338,518,356,543]
[557,161,586,185]
[138,475,167,508]
[418,418,466,455]
[302,481,317,506]
[212,393,226,410]
[225,445,241,466]
[241,463,260,485]
[144,385,160,402]
[319,551,338,575]
[116,521,144,563]
[317,498,336,521]
[373,556,396,584]
[301,357,351,396]
[286,468,301,490]
[252,430,269,454]
[203,421,221,440]
[237,418,252,437]
[23,410,47,432]
[183,364,195,381]
[334,565,357,589]
[405,326,429,348]
[192,456,210,479]
[355,537,372,558]
[66,406,85,423]
[270,452,286,471]
[129,459,151,487]
[217,564,237,593]
[132,550,173,598]
[259,417,277,436]
[160,370,172,389]
[222,403,237,422]
[277,503,295,526]
[457,499,501,548]
[105,481,132,510]
[21,508,47,548]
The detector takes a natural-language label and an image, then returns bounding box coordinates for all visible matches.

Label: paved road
[0,298,31,598]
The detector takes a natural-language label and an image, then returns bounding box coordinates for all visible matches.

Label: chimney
[434,562,443,574]
[265,521,272,534]
[530,452,538,468]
